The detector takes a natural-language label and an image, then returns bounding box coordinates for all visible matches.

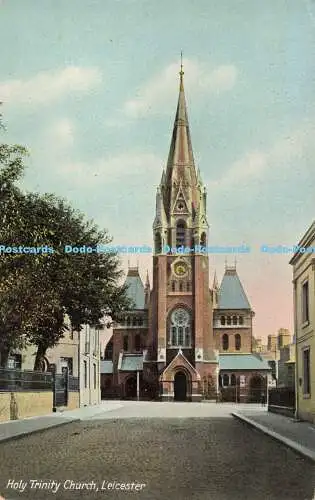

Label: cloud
[0,66,102,107]
[45,118,75,147]
[209,118,315,190]
[59,152,162,186]
[122,59,238,119]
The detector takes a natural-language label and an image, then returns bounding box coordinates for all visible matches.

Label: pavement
[1,400,315,465]
[0,401,124,443]
[0,402,314,500]
[232,407,315,462]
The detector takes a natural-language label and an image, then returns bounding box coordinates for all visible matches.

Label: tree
[0,124,131,369]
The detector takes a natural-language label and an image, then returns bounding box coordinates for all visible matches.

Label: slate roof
[120,355,143,372]
[100,360,113,374]
[219,354,271,371]
[218,268,251,309]
[125,268,145,310]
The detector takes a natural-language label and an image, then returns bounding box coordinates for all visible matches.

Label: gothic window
[232,315,237,325]
[200,232,207,247]
[239,316,244,325]
[104,339,113,360]
[135,334,141,352]
[223,374,229,386]
[235,334,241,351]
[176,220,186,246]
[155,232,162,254]
[227,316,231,325]
[220,316,226,326]
[123,335,128,351]
[231,374,236,386]
[186,282,190,292]
[179,282,183,292]
[171,281,176,292]
[222,334,229,351]
[169,307,191,347]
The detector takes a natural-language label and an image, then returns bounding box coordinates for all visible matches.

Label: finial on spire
[179,51,184,90]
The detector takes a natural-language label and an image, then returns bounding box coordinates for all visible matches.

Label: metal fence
[0,368,79,393]
[0,367,53,391]
[268,387,295,416]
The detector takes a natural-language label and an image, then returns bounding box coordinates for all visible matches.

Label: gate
[52,366,69,411]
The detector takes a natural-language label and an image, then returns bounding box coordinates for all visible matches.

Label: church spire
[163,55,198,215]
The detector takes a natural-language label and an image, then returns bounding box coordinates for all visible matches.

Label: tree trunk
[33,344,48,371]
[0,348,9,368]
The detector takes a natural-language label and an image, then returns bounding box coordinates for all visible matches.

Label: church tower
[145,59,218,402]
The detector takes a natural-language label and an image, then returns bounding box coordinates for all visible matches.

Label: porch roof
[120,355,143,372]
[219,354,271,371]
[100,360,113,374]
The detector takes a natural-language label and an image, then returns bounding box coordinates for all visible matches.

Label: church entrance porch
[174,371,188,401]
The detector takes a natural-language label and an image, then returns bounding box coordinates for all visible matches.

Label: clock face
[174,260,188,277]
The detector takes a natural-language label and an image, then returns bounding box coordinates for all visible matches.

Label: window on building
[239,316,244,325]
[186,282,190,292]
[235,334,241,351]
[220,316,226,326]
[200,232,207,247]
[232,315,237,325]
[61,357,73,375]
[176,220,186,246]
[126,316,131,327]
[83,360,87,388]
[171,281,176,292]
[303,347,311,395]
[223,374,229,386]
[155,232,162,253]
[135,334,141,352]
[169,308,191,347]
[179,282,183,292]
[132,317,137,326]
[227,316,231,325]
[222,333,229,351]
[222,334,229,351]
[123,335,129,352]
[139,317,143,326]
[302,281,309,324]
[93,363,96,389]
[231,374,236,386]
[104,339,113,360]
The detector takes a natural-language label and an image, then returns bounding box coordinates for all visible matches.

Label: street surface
[0,402,314,500]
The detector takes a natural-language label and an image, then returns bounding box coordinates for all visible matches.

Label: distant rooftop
[219,354,271,371]
[125,267,145,310]
[218,266,251,310]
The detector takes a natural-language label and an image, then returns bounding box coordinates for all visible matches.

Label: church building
[101,63,271,402]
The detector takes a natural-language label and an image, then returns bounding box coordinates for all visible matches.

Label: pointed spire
[145,270,150,288]
[179,50,184,91]
[213,271,219,290]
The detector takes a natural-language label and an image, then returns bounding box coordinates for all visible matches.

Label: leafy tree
[0,122,131,369]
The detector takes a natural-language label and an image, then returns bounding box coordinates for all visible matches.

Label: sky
[1,0,315,341]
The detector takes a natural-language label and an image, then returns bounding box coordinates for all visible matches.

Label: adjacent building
[290,221,315,423]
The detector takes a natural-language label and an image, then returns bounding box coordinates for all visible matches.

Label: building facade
[290,221,315,423]
[101,66,271,402]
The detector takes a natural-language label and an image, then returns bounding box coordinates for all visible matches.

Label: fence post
[51,364,57,412]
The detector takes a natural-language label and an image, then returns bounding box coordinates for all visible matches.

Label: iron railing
[0,367,53,391]
[268,387,295,410]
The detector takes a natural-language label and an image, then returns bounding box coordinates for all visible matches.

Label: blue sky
[1,0,315,340]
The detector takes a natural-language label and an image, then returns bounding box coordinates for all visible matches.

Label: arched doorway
[174,371,187,401]
[125,377,137,399]
[249,374,266,403]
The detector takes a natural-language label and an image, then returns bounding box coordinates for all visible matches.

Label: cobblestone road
[0,413,314,500]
